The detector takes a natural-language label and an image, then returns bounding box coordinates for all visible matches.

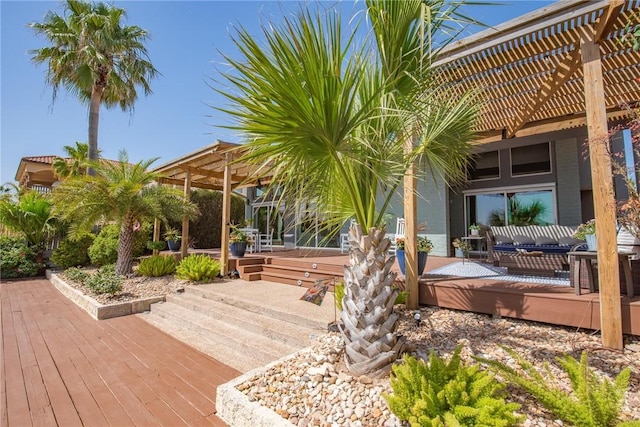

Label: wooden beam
[156,177,223,191]
[594,0,624,42]
[152,218,161,256]
[220,152,233,277]
[180,170,191,260]
[581,30,623,350]
[507,48,582,137]
[404,141,418,310]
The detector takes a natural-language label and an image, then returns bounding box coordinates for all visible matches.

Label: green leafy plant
[175,254,220,282]
[0,236,43,279]
[89,223,150,267]
[164,227,181,242]
[573,219,596,240]
[63,266,90,284]
[51,232,95,269]
[137,255,177,277]
[229,226,249,243]
[396,236,434,253]
[383,346,522,427]
[334,281,345,311]
[476,347,637,427]
[146,240,167,251]
[394,290,408,305]
[469,224,480,231]
[84,264,123,295]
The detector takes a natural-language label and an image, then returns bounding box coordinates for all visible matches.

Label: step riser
[260,266,342,281]
[165,294,313,348]
[268,258,345,274]
[140,312,262,373]
[184,286,329,331]
[150,303,290,363]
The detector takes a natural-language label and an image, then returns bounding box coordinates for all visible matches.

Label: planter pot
[230,241,247,257]
[585,233,597,251]
[470,229,479,236]
[455,248,464,258]
[396,250,428,276]
[167,239,181,252]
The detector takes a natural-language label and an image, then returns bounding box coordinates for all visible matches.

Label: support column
[581,32,622,349]
[180,170,192,260]
[152,218,161,256]
[220,153,232,276]
[404,142,418,310]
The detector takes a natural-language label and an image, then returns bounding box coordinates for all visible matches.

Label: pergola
[153,140,258,275]
[155,0,638,349]
[408,0,638,349]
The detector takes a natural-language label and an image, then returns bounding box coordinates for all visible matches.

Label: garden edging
[46,270,165,320]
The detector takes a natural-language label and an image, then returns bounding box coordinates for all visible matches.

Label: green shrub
[0,236,42,279]
[84,264,123,295]
[89,223,150,266]
[137,255,177,277]
[383,345,522,427]
[394,290,408,305]
[51,233,95,269]
[64,266,90,284]
[146,240,166,251]
[334,281,345,311]
[175,254,220,282]
[476,347,638,427]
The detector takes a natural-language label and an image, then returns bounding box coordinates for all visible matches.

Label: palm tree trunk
[338,225,405,378]
[116,217,136,276]
[87,85,103,176]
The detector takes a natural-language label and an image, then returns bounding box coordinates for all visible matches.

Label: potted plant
[230,226,249,257]
[395,236,433,276]
[469,224,480,236]
[452,238,471,258]
[573,219,596,250]
[164,227,181,252]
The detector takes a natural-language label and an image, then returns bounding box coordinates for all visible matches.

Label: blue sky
[1,0,553,185]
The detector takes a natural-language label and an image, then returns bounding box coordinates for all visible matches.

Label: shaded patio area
[1,279,239,427]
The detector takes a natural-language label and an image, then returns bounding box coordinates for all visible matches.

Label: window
[465,187,556,228]
[468,151,499,181]
[511,142,551,176]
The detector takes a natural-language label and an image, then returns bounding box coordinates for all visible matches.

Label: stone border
[216,351,299,427]
[46,270,165,320]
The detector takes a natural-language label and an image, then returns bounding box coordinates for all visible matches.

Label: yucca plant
[217,0,480,377]
[175,254,220,282]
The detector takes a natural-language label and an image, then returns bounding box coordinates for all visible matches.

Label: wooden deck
[190,248,640,336]
[1,279,240,427]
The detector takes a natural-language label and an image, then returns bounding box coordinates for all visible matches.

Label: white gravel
[238,306,640,426]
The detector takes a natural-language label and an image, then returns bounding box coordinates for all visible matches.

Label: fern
[383,345,522,427]
[475,346,634,427]
[175,254,220,282]
[137,255,177,277]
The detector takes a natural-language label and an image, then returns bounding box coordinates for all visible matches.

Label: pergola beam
[180,170,192,260]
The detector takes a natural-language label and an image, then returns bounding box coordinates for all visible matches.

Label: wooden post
[220,153,232,276]
[404,142,419,310]
[581,31,623,350]
[180,170,191,260]
[152,218,161,256]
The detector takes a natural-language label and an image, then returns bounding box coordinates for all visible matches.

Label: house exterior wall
[555,137,582,226]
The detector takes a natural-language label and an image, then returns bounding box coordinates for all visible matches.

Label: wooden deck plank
[2,285,35,427]
[1,285,9,427]
[2,278,234,427]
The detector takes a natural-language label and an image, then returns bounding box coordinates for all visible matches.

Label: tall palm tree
[52,142,94,179]
[51,151,199,275]
[30,0,159,173]
[217,0,480,377]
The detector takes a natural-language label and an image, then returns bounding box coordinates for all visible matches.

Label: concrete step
[165,292,318,348]
[184,282,335,331]
[149,300,295,366]
[138,310,263,373]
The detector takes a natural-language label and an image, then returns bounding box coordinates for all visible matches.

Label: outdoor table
[567,250,634,298]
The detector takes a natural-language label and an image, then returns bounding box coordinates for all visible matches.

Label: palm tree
[217,0,479,377]
[51,151,199,275]
[0,190,58,258]
[52,142,94,179]
[30,0,159,173]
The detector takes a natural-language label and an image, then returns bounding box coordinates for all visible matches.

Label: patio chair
[259,230,273,252]
[389,217,404,254]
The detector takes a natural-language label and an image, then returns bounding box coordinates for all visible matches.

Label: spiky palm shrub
[217,0,479,376]
[51,151,199,276]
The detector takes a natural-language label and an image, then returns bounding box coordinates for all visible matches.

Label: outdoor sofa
[486,225,581,277]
